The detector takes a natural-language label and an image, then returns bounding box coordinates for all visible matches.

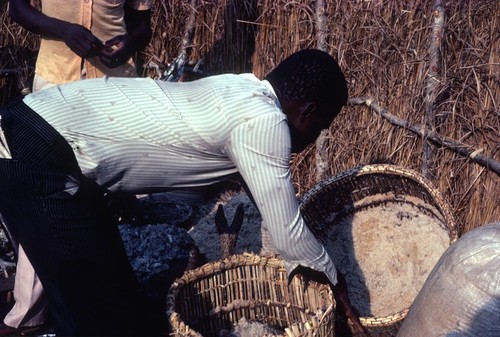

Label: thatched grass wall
[0,0,498,235]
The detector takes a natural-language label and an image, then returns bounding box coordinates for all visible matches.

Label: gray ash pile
[117,195,207,336]
[118,223,201,300]
[116,193,211,298]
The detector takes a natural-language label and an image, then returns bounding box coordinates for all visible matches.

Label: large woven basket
[299,164,458,336]
[166,253,335,337]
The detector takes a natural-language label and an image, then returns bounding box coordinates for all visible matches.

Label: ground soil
[0,189,452,335]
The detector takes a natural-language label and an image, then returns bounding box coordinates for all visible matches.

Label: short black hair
[265,49,348,115]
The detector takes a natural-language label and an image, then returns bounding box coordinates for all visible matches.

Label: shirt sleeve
[126,0,153,11]
[225,112,338,286]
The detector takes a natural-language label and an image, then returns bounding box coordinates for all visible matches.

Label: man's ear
[299,101,318,122]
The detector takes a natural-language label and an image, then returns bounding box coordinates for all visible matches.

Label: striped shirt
[20,74,338,285]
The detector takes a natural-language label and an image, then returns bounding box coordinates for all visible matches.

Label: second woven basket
[299,164,458,336]
[167,253,335,337]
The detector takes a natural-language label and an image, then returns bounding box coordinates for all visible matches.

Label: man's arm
[229,112,366,334]
[124,4,152,52]
[99,4,152,68]
[238,171,366,334]
[8,0,103,58]
[289,265,366,333]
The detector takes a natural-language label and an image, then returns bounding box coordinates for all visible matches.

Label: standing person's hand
[62,23,104,59]
[99,34,134,68]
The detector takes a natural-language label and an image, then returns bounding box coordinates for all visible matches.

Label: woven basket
[299,164,458,336]
[166,253,335,337]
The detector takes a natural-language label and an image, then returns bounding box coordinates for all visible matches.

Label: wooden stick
[422,0,446,179]
[349,97,500,176]
[315,0,330,182]
[162,0,197,81]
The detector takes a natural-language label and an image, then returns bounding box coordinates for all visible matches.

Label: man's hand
[333,270,366,334]
[99,34,134,68]
[105,192,144,225]
[62,23,104,59]
[291,265,367,335]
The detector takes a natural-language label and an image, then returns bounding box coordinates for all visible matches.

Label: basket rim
[167,253,285,289]
[299,164,458,241]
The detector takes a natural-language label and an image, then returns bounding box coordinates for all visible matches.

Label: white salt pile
[219,317,284,337]
[321,195,450,317]
[189,192,263,261]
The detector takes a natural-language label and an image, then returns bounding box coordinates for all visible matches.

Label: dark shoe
[0,323,17,337]
[0,323,50,336]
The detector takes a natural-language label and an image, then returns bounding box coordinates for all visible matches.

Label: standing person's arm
[8,0,104,58]
[99,3,152,68]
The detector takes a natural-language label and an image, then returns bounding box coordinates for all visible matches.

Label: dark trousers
[0,101,140,336]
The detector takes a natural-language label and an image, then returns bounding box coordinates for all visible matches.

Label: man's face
[288,104,336,153]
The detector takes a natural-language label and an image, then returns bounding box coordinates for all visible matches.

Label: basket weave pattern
[167,253,335,337]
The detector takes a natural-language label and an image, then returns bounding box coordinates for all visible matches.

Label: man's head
[265,49,348,152]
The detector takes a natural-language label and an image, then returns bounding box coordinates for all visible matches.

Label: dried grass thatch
[0,0,498,235]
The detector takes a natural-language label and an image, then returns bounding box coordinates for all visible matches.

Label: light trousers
[3,246,46,328]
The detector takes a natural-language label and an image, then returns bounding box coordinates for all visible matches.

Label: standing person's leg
[3,246,47,328]
[0,102,141,336]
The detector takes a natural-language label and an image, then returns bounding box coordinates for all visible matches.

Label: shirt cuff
[284,258,338,286]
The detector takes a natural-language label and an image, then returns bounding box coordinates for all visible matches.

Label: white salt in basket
[166,253,335,337]
[299,164,458,337]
